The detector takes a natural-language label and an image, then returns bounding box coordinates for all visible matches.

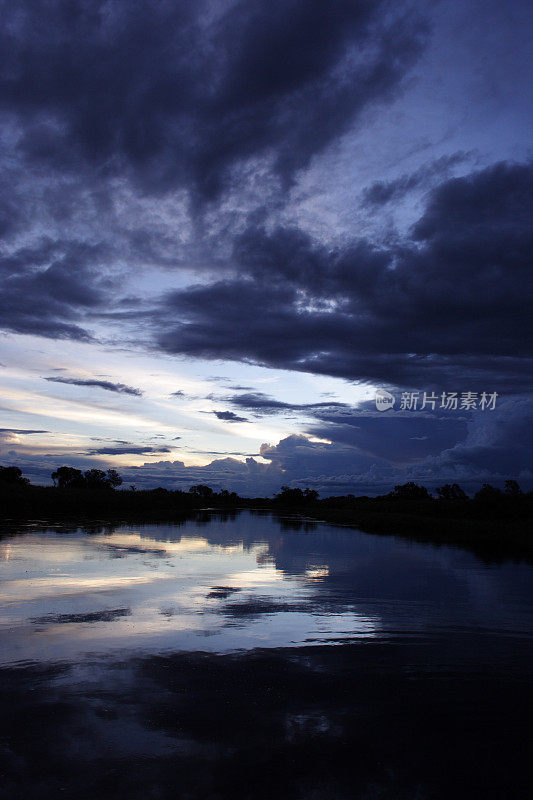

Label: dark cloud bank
[0,0,424,198]
[0,0,425,340]
[160,161,533,391]
[0,0,531,492]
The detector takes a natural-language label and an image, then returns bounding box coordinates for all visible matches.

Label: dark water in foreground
[1,511,532,799]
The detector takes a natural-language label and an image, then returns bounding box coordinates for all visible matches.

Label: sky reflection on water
[2,512,533,799]
[1,511,532,667]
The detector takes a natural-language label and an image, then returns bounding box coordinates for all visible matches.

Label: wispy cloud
[45,376,143,396]
[86,445,172,455]
[229,392,349,416]
[0,428,48,435]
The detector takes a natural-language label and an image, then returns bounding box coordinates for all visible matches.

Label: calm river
[1,511,532,799]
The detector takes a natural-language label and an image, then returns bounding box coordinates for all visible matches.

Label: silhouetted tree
[436,483,468,501]
[84,468,122,489]
[0,466,29,485]
[504,479,523,496]
[51,466,86,488]
[189,484,214,498]
[84,469,108,489]
[274,486,319,504]
[220,489,238,502]
[389,482,431,500]
[474,483,502,501]
[106,469,123,489]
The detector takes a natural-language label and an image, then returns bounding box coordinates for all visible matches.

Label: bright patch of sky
[0,332,372,480]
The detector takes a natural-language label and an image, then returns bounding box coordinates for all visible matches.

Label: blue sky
[0,0,532,494]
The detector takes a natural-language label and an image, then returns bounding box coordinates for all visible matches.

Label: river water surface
[1,511,532,799]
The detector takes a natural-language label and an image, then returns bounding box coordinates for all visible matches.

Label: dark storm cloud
[306,406,469,463]
[0,239,108,340]
[159,161,533,390]
[257,399,533,493]
[228,390,523,471]
[0,0,426,200]
[259,433,390,480]
[45,376,143,396]
[0,0,428,346]
[425,396,533,477]
[213,411,249,423]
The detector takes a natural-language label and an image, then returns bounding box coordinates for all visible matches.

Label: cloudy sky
[0,0,532,495]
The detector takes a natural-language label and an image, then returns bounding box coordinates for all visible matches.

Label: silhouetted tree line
[273,479,526,505]
[272,486,319,505]
[0,466,246,519]
[189,484,239,503]
[0,466,531,534]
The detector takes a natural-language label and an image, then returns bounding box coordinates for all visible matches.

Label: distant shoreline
[301,505,533,564]
[1,481,532,564]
